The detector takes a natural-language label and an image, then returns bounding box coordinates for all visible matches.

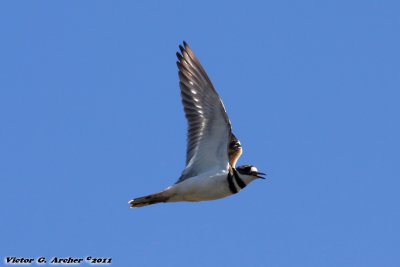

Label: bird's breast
[167,170,232,202]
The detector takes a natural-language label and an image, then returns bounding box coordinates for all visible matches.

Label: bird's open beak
[255,171,266,179]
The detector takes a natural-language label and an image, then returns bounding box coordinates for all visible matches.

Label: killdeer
[129,42,265,208]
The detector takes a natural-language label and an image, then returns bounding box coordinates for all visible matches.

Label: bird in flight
[129,42,265,208]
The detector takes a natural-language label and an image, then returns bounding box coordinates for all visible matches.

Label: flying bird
[129,42,265,208]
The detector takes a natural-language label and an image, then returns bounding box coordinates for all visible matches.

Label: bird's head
[236,165,266,180]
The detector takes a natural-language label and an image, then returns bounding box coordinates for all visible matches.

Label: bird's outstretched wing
[176,42,234,183]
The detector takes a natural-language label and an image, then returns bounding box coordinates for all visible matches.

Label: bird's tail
[128,192,170,208]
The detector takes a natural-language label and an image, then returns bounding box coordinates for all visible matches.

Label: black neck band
[227,172,238,194]
[233,169,247,189]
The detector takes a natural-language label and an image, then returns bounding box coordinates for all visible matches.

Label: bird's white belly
[167,170,232,202]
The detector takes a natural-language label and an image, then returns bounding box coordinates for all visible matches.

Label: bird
[128,42,265,208]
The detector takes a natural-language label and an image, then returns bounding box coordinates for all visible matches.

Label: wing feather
[176,42,233,182]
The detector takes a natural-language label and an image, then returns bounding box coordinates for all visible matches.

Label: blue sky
[1,1,399,266]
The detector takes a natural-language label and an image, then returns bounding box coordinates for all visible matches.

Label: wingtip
[176,52,184,65]
[179,44,185,53]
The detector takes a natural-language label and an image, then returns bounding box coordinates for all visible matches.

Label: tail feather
[128,192,169,208]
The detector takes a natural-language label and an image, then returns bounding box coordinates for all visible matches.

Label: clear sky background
[1,1,399,266]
